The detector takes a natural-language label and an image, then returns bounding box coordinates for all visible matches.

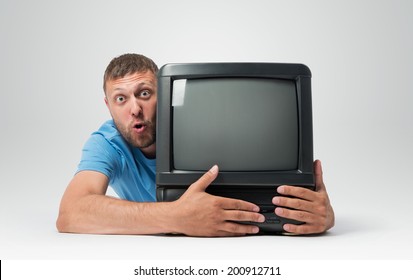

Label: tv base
[239,207,304,234]
[156,185,314,234]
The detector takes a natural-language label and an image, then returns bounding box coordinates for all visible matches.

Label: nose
[130,97,142,117]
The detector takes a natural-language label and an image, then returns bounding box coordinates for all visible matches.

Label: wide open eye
[115,95,126,103]
[139,90,151,98]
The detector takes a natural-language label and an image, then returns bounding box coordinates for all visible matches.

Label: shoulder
[93,120,121,141]
[87,120,128,153]
[78,120,130,179]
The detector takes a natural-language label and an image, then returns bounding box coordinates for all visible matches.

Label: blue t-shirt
[77,120,156,202]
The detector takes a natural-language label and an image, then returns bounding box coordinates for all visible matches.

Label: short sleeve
[76,134,123,181]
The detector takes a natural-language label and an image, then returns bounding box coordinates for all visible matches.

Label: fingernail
[277,186,285,194]
[209,165,219,175]
[258,214,265,223]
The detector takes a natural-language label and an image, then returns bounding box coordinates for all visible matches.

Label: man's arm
[271,159,335,234]
[56,166,264,237]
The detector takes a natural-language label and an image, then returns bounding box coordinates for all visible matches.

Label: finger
[211,231,247,237]
[220,221,260,235]
[314,159,326,192]
[224,210,265,223]
[275,207,317,224]
[277,185,317,201]
[187,165,219,193]
[277,205,328,235]
[217,197,260,213]
[282,223,326,235]
[272,196,314,212]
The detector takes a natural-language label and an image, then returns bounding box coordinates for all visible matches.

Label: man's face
[105,71,157,157]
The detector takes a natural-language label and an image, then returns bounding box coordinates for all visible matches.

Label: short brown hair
[103,53,158,93]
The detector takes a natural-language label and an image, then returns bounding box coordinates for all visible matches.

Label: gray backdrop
[1,0,412,259]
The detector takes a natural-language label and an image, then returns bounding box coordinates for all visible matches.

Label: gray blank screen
[172,78,298,171]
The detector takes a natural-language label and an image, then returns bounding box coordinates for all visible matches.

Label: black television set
[156,62,315,234]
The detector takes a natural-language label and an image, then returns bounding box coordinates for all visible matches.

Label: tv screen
[156,62,314,233]
[172,77,298,171]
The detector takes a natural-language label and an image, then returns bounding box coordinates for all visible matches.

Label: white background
[1,0,412,261]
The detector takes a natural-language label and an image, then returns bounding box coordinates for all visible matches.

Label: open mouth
[133,123,147,133]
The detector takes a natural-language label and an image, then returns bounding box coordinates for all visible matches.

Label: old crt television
[156,62,315,234]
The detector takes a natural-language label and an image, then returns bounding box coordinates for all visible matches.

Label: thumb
[314,159,326,192]
[187,165,219,193]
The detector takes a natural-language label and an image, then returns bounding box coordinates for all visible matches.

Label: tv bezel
[156,62,314,194]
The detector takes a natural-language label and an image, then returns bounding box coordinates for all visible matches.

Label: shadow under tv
[156,62,315,234]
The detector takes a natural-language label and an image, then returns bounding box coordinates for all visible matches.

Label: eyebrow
[111,81,155,93]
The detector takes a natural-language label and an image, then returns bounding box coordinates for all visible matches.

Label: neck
[140,143,156,159]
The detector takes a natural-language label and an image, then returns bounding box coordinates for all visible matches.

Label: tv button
[266,217,281,224]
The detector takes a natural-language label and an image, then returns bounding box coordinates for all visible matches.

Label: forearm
[57,194,177,235]
[57,169,263,237]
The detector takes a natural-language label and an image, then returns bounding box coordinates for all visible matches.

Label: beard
[113,118,156,149]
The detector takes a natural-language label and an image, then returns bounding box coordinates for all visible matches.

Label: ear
[104,96,109,108]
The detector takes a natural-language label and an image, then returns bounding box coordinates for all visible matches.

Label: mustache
[131,119,155,128]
